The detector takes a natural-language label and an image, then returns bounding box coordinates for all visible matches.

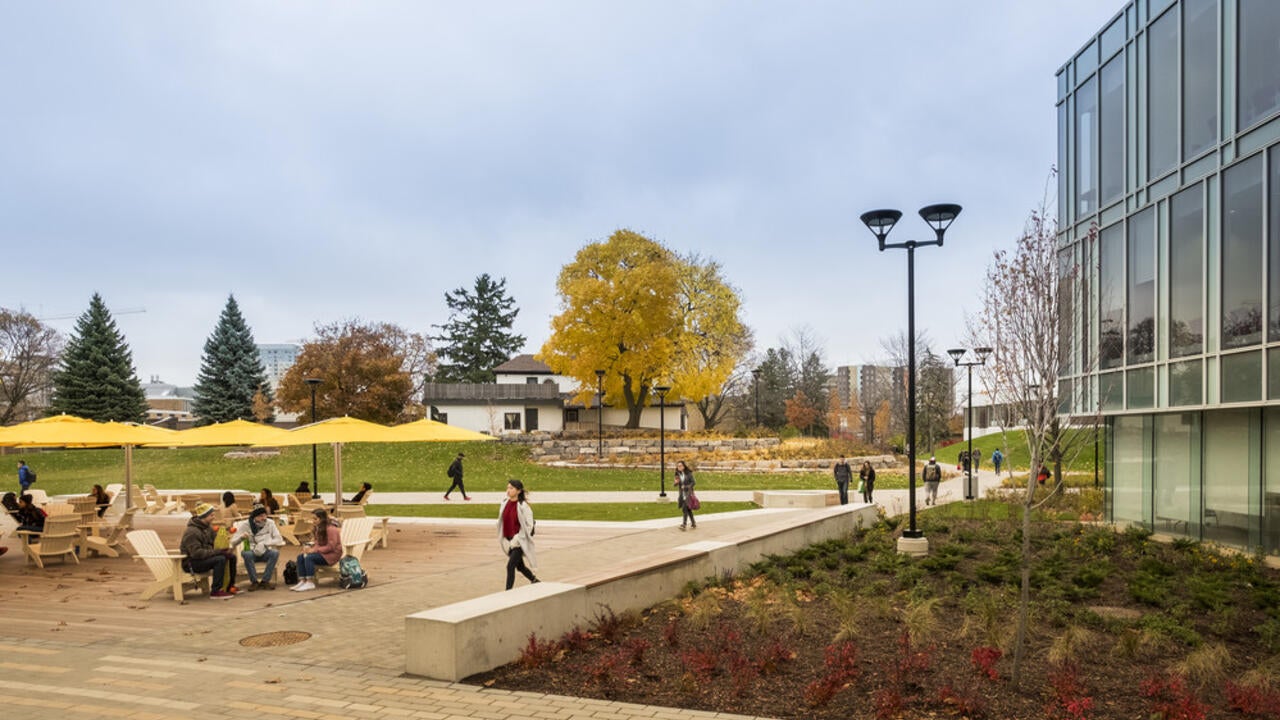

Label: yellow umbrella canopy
[271,416,400,446]
[147,419,292,447]
[0,414,175,447]
[386,418,495,443]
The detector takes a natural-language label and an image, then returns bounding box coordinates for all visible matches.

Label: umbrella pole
[124,444,134,510]
[333,443,343,509]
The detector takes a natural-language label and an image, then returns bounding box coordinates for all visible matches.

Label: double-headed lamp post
[751,368,761,426]
[860,203,962,553]
[946,346,992,501]
[655,384,671,498]
[595,369,606,458]
[303,377,322,495]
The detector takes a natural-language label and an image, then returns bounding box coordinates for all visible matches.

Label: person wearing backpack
[17,460,35,492]
[498,479,539,589]
[444,453,470,501]
[922,456,943,506]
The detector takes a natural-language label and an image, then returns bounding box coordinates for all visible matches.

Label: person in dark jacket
[347,482,372,504]
[17,460,34,492]
[14,493,45,535]
[675,460,697,530]
[444,453,469,501]
[180,503,236,599]
[89,484,112,517]
[859,461,877,503]
[832,457,852,505]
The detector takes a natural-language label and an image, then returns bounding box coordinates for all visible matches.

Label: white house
[424,354,684,435]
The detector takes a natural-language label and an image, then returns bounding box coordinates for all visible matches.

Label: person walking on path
[444,453,470,501]
[992,449,1004,476]
[229,507,285,590]
[675,460,697,530]
[292,508,341,592]
[180,503,236,599]
[972,448,982,472]
[859,460,876,503]
[832,456,852,505]
[498,479,539,589]
[922,456,942,506]
[17,460,34,492]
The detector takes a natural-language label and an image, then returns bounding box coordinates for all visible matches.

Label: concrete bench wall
[405,504,880,681]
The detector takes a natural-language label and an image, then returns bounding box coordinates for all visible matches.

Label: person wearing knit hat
[229,505,286,591]
[180,501,237,599]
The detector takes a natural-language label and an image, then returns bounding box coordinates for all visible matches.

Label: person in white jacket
[497,479,539,590]
[229,507,286,590]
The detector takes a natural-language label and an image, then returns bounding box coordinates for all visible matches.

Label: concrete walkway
[0,469,1009,720]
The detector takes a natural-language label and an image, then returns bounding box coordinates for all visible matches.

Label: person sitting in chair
[229,507,285,591]
[180,503,237,599]
[14,493,45,535]
[89,484,112,517]
[347,482,372,504]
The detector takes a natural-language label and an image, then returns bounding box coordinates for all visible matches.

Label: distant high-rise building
[257,343,300,390]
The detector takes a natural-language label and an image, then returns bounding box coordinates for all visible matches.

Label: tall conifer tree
[50,293,149,422]
[433,274,526,383]
[192,295,272,424]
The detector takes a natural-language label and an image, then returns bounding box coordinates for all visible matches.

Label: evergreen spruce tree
[192,295,273,425]
[49,293,149,422]
[433,274,526,383]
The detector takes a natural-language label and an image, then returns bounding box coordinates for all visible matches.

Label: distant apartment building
[257,343,300,390]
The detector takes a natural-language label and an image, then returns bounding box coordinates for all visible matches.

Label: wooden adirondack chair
[127,529,211,602]
[315,517,374,584]
[80,507,137,558]
[278,512,313,546]
[143,485,181,514]
[43,502,74,517]
[17,514,81,568]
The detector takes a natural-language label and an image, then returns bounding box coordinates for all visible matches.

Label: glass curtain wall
[1270,146,1280,338]
[1100,56,1125,205]
[1078,76,1099,216]
[1182,0,1218,158]
[1265,408,1280,554]
[1170,184,1204,356]
[1100,224,1125,368]
[1238,0,1280,131]
[1148,8,1178,181]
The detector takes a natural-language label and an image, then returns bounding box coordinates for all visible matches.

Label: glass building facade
[1057,0,1280,553]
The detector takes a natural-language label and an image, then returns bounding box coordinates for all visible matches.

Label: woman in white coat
[497,479,539,589]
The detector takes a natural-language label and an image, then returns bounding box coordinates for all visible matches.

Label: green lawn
[365,501,759,521]
[9,442,911,497]
[935,427,1104,476]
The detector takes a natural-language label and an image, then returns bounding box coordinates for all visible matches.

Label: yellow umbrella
[147,419,292,448]
[0,415,178,509]
[387,418,495,443]
[260,417,402,508]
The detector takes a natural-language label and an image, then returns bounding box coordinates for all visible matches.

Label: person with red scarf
[497,479,539,589]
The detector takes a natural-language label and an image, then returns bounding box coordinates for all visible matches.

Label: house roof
[492,354,553,374]
[422,382,562,403]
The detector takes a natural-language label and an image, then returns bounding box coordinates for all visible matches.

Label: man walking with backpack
[922,456,943,506]
[17,460,35,492]
[444,452,470,501]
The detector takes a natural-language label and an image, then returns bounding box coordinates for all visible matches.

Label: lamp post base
[897,534,929,557]
[656,493,671,502]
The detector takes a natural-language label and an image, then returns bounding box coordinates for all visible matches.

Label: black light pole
[947,346,992,500]
[861,203,961,547]
[655,384,671,498]
[304,378,322,495]
[595,369,606,458]
[751,368,761,426]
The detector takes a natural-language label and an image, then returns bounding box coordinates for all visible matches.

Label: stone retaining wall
[504,436,898,472]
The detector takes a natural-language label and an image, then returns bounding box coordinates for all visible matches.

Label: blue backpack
[338,555,367,589]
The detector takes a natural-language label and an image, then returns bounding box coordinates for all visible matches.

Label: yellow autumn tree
[539,230,749,428]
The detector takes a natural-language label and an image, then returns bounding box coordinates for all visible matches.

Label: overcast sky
[2,1,1123,387]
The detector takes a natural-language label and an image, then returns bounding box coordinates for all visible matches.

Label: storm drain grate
[240,630,312,648]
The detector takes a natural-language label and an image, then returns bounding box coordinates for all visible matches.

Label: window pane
[1203,409,1253,546]
[1059,104,1070,225]
[1100,56,1125,204]
[1127,367,1155,408]
[1100,223,1125,368]
[1182,0,1218,157]
[1271,146,1280,338]
[1222,351,1262,403]
[1265,407,1280,554]
[1170,360,1203,406]
[1128,208,1155,364]
[1154,413,1197,535]
[1269,349,1280,400]
[1101,16,1126,59]
[1148,9,1178,180]
[1059,249,1075,375]
[1170,185,1205,356]
[1077,76,1099,215]
[1101,371,1125,410]
[1112,415,1145,524]
[1238,0,1280,130]
[1222,155,1264,348]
